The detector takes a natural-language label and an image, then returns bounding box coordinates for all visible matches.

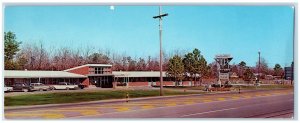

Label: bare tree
[127,56,137,71]
[111,52,124,71]
[36,42,51,70]
[136,57,147,71]
[256,57,270,78]
[147,56,160,71]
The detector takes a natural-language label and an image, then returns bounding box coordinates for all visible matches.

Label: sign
[219,73,229,80]
[284,67,293,80]
[215,54,232,58]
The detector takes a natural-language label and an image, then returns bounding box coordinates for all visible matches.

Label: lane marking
[184,101,195,105]
[203,99,212,102]
[264,94,271,96]
[33,109,100,114]
[255,94,263,97]
[217,98,226,101]
[166,103,177,106]
[6,109,101,117]
[5,113,65,119]
[80,110,100,116]
[43,113,66,119]
[115,107,130,112]
[142,105,154,109]
[180,107,238,117]
[243,95,251,98]
[273,92,282,95]
[231,96,240,99]
[59,106,131,109]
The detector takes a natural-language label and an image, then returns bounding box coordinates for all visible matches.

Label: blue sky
[4,5,294,67]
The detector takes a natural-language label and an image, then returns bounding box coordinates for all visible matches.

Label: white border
[1,0,298,123]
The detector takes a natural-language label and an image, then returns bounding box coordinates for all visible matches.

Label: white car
[4,84,13,92]
[30,83,53,91]
[52,82,79,90]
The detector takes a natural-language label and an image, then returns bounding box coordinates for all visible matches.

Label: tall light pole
[258,51,261,84]
[153,6,168,96]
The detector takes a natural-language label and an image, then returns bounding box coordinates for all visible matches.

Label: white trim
[64,64,112,71]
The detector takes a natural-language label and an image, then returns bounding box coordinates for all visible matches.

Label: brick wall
[156,81,174,86]
[128,82,149,86]
[81,78,89,86]
[67,66,90,75]
[126,81,195,87]
[66,66,90,86]
[103,67,112,74]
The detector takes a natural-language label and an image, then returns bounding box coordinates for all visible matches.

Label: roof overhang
[4,70,87,79]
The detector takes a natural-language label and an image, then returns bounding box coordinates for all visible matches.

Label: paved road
[5,89,294,119]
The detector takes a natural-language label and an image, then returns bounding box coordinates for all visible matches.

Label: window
[89,67,111,74]
[95,67,104,74]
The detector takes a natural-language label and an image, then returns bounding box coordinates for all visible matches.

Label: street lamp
[153,6,168,96]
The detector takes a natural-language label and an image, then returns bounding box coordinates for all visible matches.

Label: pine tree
[4,31,21,70]
[167,55,184,86]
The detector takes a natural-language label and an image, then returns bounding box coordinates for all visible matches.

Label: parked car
[12,83,34,92]
[4,84,13,92]
[30,83,53,91]
[52,82,79,90]
[78,83,85,89]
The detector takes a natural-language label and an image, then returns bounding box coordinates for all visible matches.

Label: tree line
[4,31,171,71]
[4,31,285,80]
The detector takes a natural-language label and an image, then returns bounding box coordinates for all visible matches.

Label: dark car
[12,83,34,92]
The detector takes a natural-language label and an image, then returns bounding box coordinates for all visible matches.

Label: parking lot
[4,86,158,97]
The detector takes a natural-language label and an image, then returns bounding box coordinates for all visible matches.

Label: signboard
[215,54,232,58]
[284,67,293,80]
[219,73,229,80]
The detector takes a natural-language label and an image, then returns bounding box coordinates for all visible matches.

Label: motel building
[4,64,194,88]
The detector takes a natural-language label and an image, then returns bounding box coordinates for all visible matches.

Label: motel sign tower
[214,54,233,85]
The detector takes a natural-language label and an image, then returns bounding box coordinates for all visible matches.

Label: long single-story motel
[4,64,195,88]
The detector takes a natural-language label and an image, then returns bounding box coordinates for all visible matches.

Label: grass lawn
[5,90,201,106]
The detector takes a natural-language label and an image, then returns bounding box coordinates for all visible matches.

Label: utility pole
[258,51,261,84]
[153,6,168,96]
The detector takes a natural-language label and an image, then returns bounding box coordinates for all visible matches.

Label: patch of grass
[5,90,200,106]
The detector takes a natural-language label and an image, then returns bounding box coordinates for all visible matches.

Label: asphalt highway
[5,89,294,119]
